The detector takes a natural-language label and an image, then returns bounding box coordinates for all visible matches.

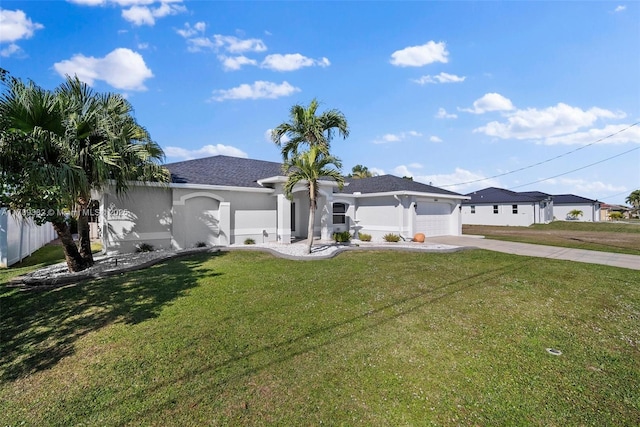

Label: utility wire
[438,122,639,188]
[507,146,640,190]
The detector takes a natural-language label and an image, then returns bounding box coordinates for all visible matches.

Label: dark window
[493,205,499,214]
[333,203,346,224]
[512,204,518,214]
[470,205,476,214]
[291,202,296,232]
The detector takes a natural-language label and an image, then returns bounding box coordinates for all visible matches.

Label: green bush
[383,233,401,243]
[135,242,154,252]
[244,238,256,245]
[358,232,372,242]
[332,231,351,243]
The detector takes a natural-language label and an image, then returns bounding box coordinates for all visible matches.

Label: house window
[512,204,518,214]
[333,203,346,224]
[470,205,476,214]
[493,205,499,214]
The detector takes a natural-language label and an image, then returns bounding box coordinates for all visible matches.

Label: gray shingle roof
[464,187,549,204]
[166,155,283,188]
[340,175,463,196]
[552,194,599,204]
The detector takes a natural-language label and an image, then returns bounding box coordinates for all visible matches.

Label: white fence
[0,209,58,268]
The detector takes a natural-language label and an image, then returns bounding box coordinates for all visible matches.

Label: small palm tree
[283,146,344,254]
[568,209,583,220]
[626,190,640,210]
[349,164,375,179]
[271,98,349,160]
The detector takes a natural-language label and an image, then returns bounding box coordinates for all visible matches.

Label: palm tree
[56,77,168,265]
[0,73,168,272]
[349,164,375,179]
[283,146,344,254]
[271,98,349,160]
[626,190,640,210]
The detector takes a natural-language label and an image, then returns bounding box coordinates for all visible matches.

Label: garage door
[415,202,452,236]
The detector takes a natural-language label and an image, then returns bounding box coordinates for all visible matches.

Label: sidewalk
[428,235,640,271]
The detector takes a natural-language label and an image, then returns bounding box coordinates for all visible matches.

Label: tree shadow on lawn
[0,251,225,382]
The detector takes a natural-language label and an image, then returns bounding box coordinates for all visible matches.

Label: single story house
[600,203,631,221]
[97,155,469,254]
[461,187,600,226]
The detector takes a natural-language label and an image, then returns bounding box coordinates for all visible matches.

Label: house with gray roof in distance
[96,156,469,253]
[462,187,600,227]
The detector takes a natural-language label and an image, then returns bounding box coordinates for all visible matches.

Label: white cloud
[211,81,300,101]
[186,37,215,52]
[390,41,449,67]
[541,123,640,145]
[261,54,330,71]
[373,130,423,144]
[176,21,206,38]
[412,72,465,85]
[0,9,44,44]
[435,108,457,119]
[213,34,267,53]
[219,55,257,71]
[430,136,443,143]
[164,144,248,161]
[0,43,21,57]
[547,177,626,195]
[122,2,185,26]
[475,103,625,140]
[461,93,515,114]
[53,48,153,91]
[614,5,626,12]
[416,168,501,193]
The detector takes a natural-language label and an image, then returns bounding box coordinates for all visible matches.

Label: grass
[1,249,639,425]
[464,221,640,255]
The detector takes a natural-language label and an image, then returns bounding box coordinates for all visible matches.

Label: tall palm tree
[283,146,344,254]
[0,73,168,272]
[271,98,349,160]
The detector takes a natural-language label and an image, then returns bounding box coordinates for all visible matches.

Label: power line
[507,146,640,190]
[438,122,639,188]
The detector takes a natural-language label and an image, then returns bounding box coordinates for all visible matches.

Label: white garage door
[415,202,452,236]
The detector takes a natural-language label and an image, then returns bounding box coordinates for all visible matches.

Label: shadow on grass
[0,251,226,382]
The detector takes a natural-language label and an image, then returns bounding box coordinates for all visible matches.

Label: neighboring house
[462,187,553,227]
[0,209,57,268]
[600,203,631,221]
[96,156,468,254]
[551,194,600,221]
[462,187,601,226]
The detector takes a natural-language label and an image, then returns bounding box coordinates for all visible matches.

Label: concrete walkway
[428,235,640,271]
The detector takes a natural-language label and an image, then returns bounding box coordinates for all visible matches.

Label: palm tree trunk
[306,206,315,255]
[76,198,94,266]
[51,219,87,272]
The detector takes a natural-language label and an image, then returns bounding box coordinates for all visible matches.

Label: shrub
[195,241,207,248]
[135,242,154,252]
[244,238,256,245]
[358,232,372,242]
[383,233,401,243]
[332,231,351,243]
[609,212,624,220]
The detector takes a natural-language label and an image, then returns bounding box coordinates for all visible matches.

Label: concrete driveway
[428,235,640,271]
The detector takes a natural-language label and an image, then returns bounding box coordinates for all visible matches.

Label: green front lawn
[1,250,639,425]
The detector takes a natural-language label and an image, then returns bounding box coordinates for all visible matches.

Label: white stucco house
[97,156,469,254]
[461,187,600,226]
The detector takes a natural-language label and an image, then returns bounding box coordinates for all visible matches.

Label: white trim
[174,191,225,206]
[336,190,470,200]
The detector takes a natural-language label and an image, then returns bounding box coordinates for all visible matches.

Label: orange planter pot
[413,233,425,243]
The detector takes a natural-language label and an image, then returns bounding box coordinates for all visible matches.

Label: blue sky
[1,1,639,204]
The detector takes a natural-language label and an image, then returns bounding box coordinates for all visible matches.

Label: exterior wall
[102,186,173,253]
[553,204,600,222]
[415,198,459,237]
[462,203,540,227]
[353,196,404,241]
[0,209,57,267]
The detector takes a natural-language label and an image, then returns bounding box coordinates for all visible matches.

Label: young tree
[271,98,349,160]
[568,209,583,220]
[282,146,344,254]
[0,74,168,272]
